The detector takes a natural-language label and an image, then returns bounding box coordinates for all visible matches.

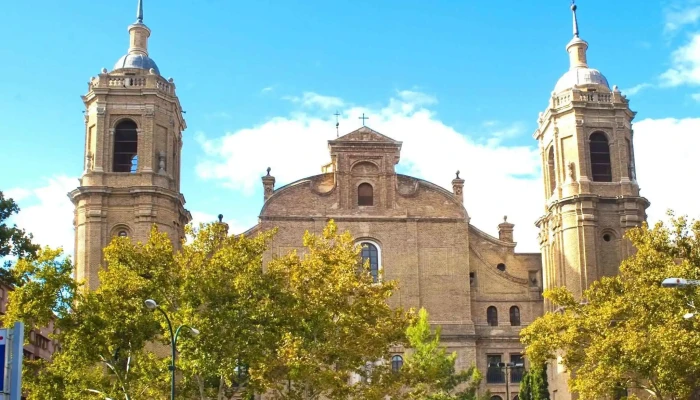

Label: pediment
[334,126,401,144]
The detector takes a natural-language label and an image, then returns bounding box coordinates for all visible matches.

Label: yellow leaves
[522,214,700,399]
[9,219,413,399]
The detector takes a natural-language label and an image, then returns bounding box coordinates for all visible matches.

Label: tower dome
[113,53,160,74]
[112,0,160,75]
[554,67,609,93]
[553,2,609,93]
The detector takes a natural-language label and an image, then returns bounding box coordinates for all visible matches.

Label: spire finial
[136,0,144,24]
[571,0,579,38]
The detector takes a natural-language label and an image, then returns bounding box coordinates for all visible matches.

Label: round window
[117,230,128,237]
[603,233,612,242]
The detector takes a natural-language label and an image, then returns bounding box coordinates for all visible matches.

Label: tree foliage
[519,367,549,400]
[520,214,700,399]
[5,220,415,399]
[0,191,40,283]
[397,308,489,400]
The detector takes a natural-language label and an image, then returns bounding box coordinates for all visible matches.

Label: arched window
[391,355,403,372]
[360,242,380,282]
[510,306,521,326]
[358,183,374,206]
[487,306,498,326]
[113,120,139,173]
[547,146,556,196]
[490,396,503,400]
[117,230,128,238]
[589,132,612,182]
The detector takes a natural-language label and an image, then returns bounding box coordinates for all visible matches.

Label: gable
[333,126,401,144]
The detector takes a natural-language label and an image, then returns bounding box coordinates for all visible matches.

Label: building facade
[0,282,58,362]
[70,2,648,399]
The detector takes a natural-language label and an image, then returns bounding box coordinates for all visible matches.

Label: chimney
[498,216,514,242]
[262,167,275,201]
[452,170,465,204]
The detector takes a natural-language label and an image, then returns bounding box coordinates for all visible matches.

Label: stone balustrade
[89,73,175,95]
[552,89,618,108]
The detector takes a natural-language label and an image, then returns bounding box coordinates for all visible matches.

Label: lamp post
[489,361,525,400]
[662,277,700,319]
[144,299,199,400]
[661,277,700,288]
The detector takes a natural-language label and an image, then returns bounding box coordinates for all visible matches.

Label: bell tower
[534,2,649,305]
[69,0,191,290]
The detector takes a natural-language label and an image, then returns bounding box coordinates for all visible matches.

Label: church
[68,1,649,399]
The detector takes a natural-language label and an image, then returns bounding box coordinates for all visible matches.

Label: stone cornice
[69,185,187,206]
[260,215,466,224]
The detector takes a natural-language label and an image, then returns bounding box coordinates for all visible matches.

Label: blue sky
[2,0,700,254]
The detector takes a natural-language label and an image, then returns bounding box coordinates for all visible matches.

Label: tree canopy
[398,308,490,400]
[0,191,39,282]
[5,220,414,399]
[520,214,700,399]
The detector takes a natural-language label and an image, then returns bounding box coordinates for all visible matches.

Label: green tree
[397,308,490,400]
[520,213,700,399]
[520,367,549,400]
[531,367,549,400]
[519,371,534,400]
[253,221,410,400]
[5,220,413,399]
[0,190,40,282]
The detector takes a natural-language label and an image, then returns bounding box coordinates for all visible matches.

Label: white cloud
[634,117,700,225]
[4,188,31,202]
[261,86,274,94]
[691,93,700,101]
[196,91,543,251]
[664,3,700,34]
[623,83,653,96]
[661,33,700,86]
[189,211,219,227]
[396,90,437,106]
[6,176,76,255]
[283,92,345,110]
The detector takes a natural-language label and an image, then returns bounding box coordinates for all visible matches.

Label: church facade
[69,2,648,399]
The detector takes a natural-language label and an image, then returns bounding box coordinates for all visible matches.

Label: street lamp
[488,361,525,400]
[144,299,199,400]
[662,277,700,319]
[661,277,700,288]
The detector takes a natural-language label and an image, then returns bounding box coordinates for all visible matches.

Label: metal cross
[359,113,369,126]
[334,111,341,137]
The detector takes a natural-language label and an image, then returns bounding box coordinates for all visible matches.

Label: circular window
[497,263,506,272]
[603,233,611,242]
[117,230,128,237]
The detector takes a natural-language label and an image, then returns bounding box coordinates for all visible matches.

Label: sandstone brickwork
[246,127,544,398]
[69,15,191,290]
